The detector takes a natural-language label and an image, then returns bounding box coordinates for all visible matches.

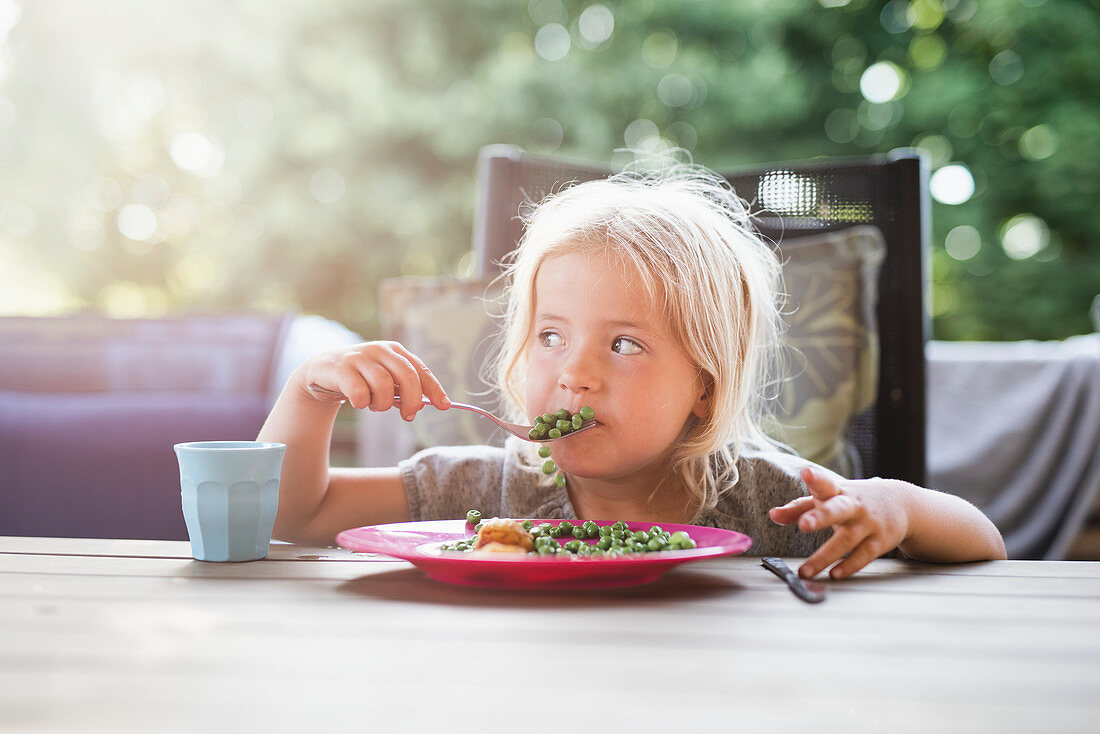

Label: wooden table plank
[2,538,1098,734]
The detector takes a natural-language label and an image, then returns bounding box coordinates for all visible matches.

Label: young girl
[258,165,1005,579]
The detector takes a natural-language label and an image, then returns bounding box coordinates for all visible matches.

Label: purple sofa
[0,313,294,540]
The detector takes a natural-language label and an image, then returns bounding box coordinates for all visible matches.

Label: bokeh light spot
[913,133,953,168]
[657,74,694,107]
[1001,214,1048,260]
[535,23,571,61]
[117,203,158,242]
[642,29,678,69]
[909,33,946,70]
[930,163,975,205]
[578,5,614,46]
[989,49,1024,85]
[859,61,905,103]
[666,120,697,150]
[945,225,981,261]
[624,118,659,149]
[170,132,224,178]
[1019,124,1058,161]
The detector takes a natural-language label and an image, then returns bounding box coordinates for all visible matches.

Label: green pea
[647,538,664,551]
[538,445,552,458]
[571,414,584,430]
[549,525,563,538]
[555,408,570,421]
[474,522,484,532]
[554,473,567,488]
[597,538,613,550]
[542,413,555,425]
[633,530,647,542]
[542,459,556,474]
[522,519,534,530]
[572,526,586,539]
[528,427,540,439]
[564,539,582,552]
[466,509,482,525]
[548,428,562,439]
[558,520,573,533]
[579,406,595,420]
[556,419,572,432]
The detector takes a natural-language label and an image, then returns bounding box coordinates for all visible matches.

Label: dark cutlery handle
[761,557,826,604]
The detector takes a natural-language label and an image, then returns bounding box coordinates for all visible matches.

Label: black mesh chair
[472,144,929,486]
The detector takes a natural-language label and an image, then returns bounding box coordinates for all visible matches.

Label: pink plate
[336,519,752,589]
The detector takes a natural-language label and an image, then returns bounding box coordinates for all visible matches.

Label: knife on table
[761,557,827,604]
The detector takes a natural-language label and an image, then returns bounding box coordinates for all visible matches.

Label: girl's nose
[558,348,602,393]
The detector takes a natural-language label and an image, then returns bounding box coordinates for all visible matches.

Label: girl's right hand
[295,341,450,422]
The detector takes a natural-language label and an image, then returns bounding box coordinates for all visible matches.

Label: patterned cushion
[361,226,885,477]
[768,226,885,477]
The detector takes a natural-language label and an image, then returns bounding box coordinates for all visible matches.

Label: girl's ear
[691,374,712,419]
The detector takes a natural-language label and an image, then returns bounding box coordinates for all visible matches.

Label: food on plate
[473,541,530,554]
[439,511,698,558]
[473,518,535,552]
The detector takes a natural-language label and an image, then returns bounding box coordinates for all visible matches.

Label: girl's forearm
[897,483,1007,563]
[257,372,342,540]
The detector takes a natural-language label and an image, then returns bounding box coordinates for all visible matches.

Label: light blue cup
[174,441,286,562]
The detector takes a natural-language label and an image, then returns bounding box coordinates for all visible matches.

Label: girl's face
[525,250,708,485]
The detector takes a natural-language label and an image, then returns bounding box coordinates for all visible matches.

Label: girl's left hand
[768,467,911,580]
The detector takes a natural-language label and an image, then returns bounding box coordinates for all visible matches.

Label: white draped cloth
[927,334,1100,559]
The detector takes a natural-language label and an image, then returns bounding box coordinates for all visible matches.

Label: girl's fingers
[768,496,816,525]
[828,535,891,579]
[798,493,863,533]
[351,362,396,413]
[801,466,844,502]
[799,524,872,579]
[399,347,450,410]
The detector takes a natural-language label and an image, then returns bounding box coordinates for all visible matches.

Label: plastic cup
[174,441,286,562]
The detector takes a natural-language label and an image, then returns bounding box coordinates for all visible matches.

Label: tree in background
[0,0,1097,340]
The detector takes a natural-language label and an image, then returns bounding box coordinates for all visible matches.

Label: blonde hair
[492,164,786,516]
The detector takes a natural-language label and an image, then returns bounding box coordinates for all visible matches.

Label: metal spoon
[306,383,596,443]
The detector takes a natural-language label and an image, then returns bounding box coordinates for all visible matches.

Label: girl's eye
[539,331,564,348]
[611,336,643,355]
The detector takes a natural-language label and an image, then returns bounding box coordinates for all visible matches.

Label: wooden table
[3,537,1098,733]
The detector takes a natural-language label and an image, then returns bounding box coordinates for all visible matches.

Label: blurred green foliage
[0,0,1097,341]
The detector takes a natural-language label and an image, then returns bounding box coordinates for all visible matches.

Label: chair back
[472,144,928,485]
